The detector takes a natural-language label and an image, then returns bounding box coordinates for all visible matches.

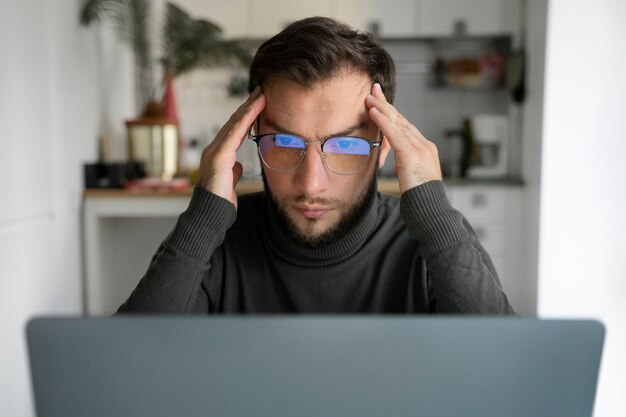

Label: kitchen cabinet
[248,0,332,38]
[418,0,518,36]
[332,0,519,38]
[180,0,519,40]
[332,0,417,37]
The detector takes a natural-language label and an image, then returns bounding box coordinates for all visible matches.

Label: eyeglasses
[249,133,382,175]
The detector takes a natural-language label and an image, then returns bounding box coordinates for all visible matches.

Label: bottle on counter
[181,138,202,182]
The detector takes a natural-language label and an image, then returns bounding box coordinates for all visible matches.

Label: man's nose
[292,145,330,196]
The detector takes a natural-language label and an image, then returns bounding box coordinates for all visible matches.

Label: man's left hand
[366,83,443,193]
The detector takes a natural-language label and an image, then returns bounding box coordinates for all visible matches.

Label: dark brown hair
[248,16,396,104]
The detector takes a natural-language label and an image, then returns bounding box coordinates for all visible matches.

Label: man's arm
[117,188,235,313]
[117,87,266,314]
[400,181,516,314]
[366,83,515,314]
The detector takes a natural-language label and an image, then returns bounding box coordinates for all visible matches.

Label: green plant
[80,0,251,116]
[161,4,251,77]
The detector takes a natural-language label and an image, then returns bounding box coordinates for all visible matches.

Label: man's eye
[274,134,303,149]
[277,137,292,146]
[338,140,352,150]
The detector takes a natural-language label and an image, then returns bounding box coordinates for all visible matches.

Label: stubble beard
[263,170,378,249]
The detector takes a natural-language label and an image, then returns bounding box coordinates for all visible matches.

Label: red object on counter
[124,177,190,192]
[163,71,178,121]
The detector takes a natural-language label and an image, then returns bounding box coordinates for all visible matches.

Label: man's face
[257,70,390,247]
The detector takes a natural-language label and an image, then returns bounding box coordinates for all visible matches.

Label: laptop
[27,317,604,417]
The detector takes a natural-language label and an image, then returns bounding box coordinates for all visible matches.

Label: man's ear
[378,135,391,169]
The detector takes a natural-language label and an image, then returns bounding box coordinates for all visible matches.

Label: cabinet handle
[471,193,487,207]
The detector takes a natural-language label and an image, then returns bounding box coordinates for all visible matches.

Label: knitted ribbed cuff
[167,186,237,261]
[400,180,469,258]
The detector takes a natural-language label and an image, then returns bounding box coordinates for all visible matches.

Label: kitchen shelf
[83,178,402,198]
[83,176,524,200]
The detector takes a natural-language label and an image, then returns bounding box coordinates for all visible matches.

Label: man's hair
[248,16,396,104]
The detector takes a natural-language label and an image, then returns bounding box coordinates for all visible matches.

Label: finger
[209,93,254,150]
[371,82,388,103]
[222,92,266,152]
[369,107,433,160]
[368,106,410,153]
[241,85,262,106]
[222,88,261,126]
[368,106,410,151]
[367,91,424,140]
[367,94,431,148]
[229,86,263,127]
[366,93,401,124]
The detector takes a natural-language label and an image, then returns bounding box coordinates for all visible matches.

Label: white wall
[519,0,548,316]
[539,1,626,416]
[0,1,132,416]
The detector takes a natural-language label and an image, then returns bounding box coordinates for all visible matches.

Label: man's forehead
[260,72,374,135]
[263,72,372,108]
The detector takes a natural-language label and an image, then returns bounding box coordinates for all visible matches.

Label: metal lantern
[126,117,179,181]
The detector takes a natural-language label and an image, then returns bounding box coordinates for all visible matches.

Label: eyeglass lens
[257,134,371,174]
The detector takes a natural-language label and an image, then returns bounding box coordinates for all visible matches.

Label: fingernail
[375,83,382,94]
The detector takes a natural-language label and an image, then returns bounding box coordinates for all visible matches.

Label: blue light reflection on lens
[274,134,305,149]
[324,137,370,155]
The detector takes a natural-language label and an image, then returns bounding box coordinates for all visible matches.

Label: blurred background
[0,0,624,416]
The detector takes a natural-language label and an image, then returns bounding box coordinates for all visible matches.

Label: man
[118,17,515,314]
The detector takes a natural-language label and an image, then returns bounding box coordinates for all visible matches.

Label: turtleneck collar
[261,188,381,267]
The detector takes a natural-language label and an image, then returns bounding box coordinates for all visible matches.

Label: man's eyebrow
[263,117,367,139]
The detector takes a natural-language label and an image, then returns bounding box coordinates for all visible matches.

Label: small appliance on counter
[466,114,509,178]
[442,128,470,178]
[83,161,145,189]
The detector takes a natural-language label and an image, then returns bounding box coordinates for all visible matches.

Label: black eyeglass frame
[248,131,383,175]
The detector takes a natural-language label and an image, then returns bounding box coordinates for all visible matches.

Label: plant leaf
[162,2,250,77]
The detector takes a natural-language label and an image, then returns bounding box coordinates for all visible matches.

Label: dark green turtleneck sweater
[117,181,516,314]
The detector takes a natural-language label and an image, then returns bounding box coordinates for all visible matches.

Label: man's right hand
[197,86,266,209]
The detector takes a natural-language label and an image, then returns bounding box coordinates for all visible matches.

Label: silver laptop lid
[27,317,604,417]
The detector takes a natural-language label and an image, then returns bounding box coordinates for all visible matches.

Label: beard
[262,170,378,249]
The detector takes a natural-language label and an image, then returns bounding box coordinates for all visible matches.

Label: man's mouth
[292,205,333,219]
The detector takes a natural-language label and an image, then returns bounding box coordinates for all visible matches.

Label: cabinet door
[451,186,515,222]
[333,0,417,36]
[418,0,515,36]
[249,0,332,38]
[449,187,523,250]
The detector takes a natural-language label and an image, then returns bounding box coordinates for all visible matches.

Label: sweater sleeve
[399,181,517,315]
[116,186,236,314]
